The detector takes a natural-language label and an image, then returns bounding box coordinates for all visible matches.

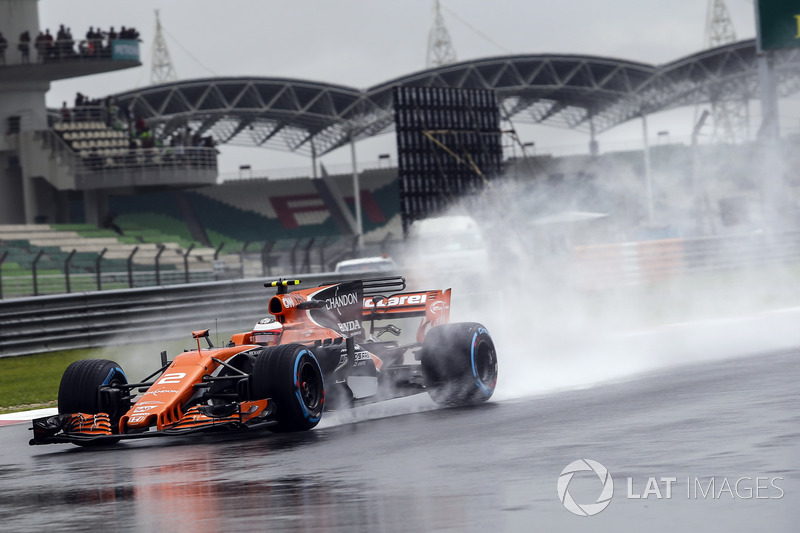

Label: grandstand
[102,167,402,277]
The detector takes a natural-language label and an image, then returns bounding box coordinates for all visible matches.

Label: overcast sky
[37,0,761,174]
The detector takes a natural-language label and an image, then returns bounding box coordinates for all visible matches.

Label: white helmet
[252,317,283,346]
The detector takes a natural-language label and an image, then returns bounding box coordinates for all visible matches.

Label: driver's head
[252,317,283,346]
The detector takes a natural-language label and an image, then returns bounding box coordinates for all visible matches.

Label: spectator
[18,30,30,63]
[44,28,54,60]
[93,25,105,57]
[74,92,85,121]
[140,129,155,149]
[86,147,103,170]
[120,26,140,40]
[0,31,7,66]
[102,212,123,236]
[65,27,75,57]
[56,24,73,58]
[134,115,145,136]
[124,101,133,135]
[34,31,46,61]
[85,26,96,55]
[60,101,71,122]
[104,96,116,127]
[56,25,66,56]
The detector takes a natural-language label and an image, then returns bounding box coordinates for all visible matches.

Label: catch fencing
[0,235,398,300]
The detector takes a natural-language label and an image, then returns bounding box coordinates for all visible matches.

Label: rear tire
[58,359,129,445]
[420,322,498,407]
[252,344,324,431]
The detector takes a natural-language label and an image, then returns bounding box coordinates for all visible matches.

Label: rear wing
[264,276,450,337]
[363,288,451,323]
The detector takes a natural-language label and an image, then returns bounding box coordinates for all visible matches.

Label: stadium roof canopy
[113,39,800,157]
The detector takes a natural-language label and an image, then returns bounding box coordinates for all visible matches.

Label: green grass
[0,349,93,413]
[0,333,241,414]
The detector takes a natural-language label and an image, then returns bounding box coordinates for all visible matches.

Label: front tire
[420,322,498,407]
[58,359,129,444]
[252,344,325,431]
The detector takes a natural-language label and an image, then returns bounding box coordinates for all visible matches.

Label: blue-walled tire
[420,322,498,407]
[253,344,325,431]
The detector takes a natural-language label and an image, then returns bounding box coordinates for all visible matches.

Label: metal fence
[0,235,400,300]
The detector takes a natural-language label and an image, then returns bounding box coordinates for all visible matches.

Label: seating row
[63,129,127,141]
[53,121,111,132]
[73,139,129,151]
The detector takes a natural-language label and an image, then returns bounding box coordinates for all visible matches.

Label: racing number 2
[156,372,186,385]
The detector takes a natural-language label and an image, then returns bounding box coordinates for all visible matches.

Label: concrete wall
[0,0,40,67]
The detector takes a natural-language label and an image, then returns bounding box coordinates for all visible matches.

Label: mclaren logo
[364,294,427,308]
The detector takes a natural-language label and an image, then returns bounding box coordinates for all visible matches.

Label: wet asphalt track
[0,348,797,532]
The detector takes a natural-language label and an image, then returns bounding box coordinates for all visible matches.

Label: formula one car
[30,276,498,446]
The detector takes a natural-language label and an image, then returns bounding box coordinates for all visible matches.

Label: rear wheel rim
[298,361,321,410]
[474,340,497,387]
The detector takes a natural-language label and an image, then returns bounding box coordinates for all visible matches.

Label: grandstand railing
[1,37,140,66]
[37,129,218,189]
[217,159,396,182]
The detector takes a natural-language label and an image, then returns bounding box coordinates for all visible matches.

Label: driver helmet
[252,317,283,346]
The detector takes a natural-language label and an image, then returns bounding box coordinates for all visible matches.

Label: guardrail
[0,273,354,358]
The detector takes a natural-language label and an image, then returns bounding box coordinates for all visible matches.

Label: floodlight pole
[311,141,318,179]
[692,110,711,235]
[350,136,363,251]
[640,111,655,224]
[757,53,782,234]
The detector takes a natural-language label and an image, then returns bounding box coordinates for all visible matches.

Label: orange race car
[30,276,498,446]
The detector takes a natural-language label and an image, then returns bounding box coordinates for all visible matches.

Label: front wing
[30,400,275,445]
